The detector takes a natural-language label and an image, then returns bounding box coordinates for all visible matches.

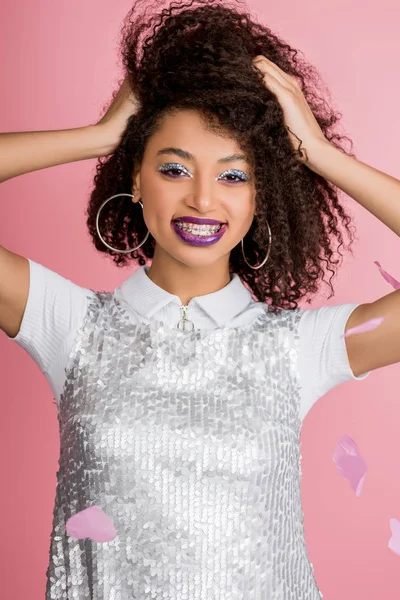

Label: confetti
[342,316,385,338]
[388,519,400,556]
[65,506,116,543]
[374,261,400,290]
[333,435,367,497]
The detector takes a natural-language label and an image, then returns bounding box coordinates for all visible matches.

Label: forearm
[0,125,114,184]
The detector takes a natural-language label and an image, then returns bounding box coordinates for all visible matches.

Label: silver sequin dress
[45,290,323,599]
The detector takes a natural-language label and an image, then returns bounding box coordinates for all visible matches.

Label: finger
[254,56,296,91]
[262,61,295,91]
[259,70,288,97]
[253,63,292,93]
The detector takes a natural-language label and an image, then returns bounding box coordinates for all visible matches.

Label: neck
[147,245,232,306]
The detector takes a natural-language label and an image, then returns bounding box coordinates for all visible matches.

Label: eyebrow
[156,147,248,164]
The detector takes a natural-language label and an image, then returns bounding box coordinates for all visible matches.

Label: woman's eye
[159,166,248,183]
[163,167,184,178]
[223,173,245,183]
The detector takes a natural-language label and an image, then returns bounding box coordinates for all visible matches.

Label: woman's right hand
[96,76,141,155]
[0,75,141,183]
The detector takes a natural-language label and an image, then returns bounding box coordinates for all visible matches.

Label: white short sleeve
[298,303,371,421]
[5,258,95,399]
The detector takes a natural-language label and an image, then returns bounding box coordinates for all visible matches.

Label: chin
[158,243,230,269]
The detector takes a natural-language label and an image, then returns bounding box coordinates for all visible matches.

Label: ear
[132,168,141,202]
[131,192,141,204]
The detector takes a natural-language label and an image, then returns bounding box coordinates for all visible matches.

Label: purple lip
[171,221,228,247]
[173,216,225,225]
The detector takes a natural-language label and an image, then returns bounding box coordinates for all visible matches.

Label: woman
[1,0,400,598]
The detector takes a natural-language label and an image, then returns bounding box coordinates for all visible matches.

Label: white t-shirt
[5,259,370,421]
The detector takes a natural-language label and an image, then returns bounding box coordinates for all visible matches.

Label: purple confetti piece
[333,435,367,497]
[374,261,400,290]
[66,506,116,543]
[342,316,385,339]
[388,519,400,556]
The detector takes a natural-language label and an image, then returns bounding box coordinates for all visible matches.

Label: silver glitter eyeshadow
[45,292,323,599]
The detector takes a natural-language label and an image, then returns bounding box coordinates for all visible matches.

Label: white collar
[118,266,254,327]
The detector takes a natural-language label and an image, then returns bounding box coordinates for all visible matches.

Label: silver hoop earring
[95,193,150,254]
[241,219,272,270]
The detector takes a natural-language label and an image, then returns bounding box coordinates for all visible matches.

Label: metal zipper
[177,305,195,331]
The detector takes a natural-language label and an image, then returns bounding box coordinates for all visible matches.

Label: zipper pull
[177,305,195,331]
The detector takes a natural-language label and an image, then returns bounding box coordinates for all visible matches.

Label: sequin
[45,292,323,599]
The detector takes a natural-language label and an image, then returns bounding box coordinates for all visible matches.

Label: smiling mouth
[171,220,228,247]
[173,221,224,236]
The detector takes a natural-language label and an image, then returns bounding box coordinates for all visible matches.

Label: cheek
[232,199,256,227]
[140,183,168,218]
[142,200,173,236]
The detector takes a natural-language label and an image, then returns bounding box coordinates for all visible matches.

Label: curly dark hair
[86,0,358,313]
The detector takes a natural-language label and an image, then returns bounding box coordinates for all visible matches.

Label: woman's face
[132,109,257,270]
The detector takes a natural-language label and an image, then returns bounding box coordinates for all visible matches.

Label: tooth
[175,221,222,236]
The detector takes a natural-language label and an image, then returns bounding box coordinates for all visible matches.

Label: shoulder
[297,302,363,339]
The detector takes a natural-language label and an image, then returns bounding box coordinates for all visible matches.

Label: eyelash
[158,164,250,184]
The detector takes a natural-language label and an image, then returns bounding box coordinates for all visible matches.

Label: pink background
[1,0,399,598]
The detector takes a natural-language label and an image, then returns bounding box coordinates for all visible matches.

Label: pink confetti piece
[333,435,367,497]
[342,316,385,339]
[388,519,400,556]
[374,261,400,290]
[65,506,116,543]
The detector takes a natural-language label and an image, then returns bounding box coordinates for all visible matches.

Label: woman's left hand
[252,55,328,163]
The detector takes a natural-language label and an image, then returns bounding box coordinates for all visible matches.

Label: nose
[185,179,219,214]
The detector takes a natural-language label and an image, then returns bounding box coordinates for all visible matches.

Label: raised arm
[0,76,139,183]
[0,76,140,338]
[0,126,112,184]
